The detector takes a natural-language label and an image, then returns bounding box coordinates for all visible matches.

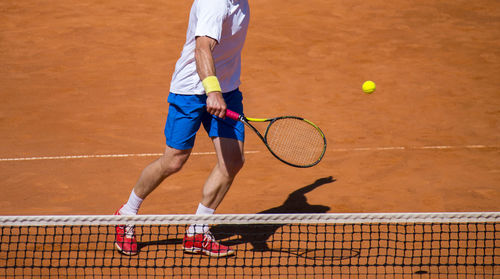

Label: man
[114,0,250,257]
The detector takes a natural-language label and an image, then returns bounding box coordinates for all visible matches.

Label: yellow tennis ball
[362,81,376,94]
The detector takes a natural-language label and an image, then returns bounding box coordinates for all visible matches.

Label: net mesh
[0,213,498,278]
[265,117,325,167]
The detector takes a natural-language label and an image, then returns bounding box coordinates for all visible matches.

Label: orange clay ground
[0,0,499,216]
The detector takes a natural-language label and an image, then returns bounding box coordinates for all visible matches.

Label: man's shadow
[210,176,334,251]
[136,176,335,253]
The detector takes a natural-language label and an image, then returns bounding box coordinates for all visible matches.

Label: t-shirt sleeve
[195,0,228,43]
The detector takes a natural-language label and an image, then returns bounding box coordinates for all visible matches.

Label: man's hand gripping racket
[226,109,326,168]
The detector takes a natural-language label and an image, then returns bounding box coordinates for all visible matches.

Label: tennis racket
[225,109,326,168]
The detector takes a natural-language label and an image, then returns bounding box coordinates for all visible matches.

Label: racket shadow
[272,247,361,262]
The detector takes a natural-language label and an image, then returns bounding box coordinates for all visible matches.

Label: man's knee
[167,156,187,174]
[159,147,191,176]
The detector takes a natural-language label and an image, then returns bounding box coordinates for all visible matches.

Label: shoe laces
[124,224,135,239]
[202,232,216,246]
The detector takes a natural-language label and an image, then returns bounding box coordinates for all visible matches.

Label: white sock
[120,190,143,215]
[187,203,214,236]
[195,203,215,215]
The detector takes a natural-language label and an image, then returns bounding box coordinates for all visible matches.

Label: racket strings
[265,118,325,167]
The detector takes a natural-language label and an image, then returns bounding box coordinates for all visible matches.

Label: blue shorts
[164,89,245,150]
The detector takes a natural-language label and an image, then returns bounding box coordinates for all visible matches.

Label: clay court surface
[1,0,499,216]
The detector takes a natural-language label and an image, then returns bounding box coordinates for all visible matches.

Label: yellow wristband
[202,76,222,94]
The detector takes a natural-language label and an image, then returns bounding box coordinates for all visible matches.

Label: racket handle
[225,109,240,121]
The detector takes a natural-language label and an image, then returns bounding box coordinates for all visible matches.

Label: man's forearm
[195,36,226,118]
[195,36,218,81]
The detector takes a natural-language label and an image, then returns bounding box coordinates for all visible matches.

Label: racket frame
[227,110,327,168]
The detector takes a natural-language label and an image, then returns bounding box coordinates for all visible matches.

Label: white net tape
[0,212,498,226]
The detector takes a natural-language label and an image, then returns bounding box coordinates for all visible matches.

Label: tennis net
[0,212,498,278]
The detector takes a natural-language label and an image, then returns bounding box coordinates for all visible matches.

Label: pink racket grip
[225,109,241,121]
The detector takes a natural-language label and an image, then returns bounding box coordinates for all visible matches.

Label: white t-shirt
[170,0,250,95]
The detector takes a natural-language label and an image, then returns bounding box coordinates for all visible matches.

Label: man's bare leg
[132,146,192,200]
[201,137,245,209]
[115,146,191,255]
[182,137,244,257]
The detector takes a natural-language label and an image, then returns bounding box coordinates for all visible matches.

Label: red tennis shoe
[183,232,235,257]
[114,207,138,256]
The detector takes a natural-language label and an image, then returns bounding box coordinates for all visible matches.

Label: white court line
[331,145,499,152]
[0,151,260,162]
[0,145,498,162]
